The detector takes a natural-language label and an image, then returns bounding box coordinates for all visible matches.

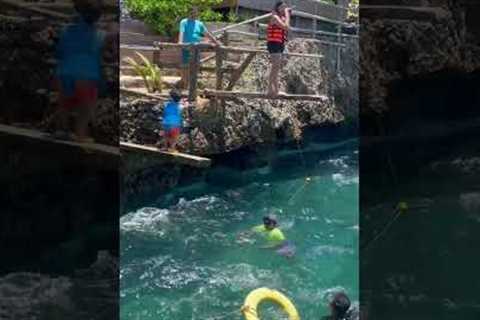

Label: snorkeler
[238,214,296,258]
[321,292,359,320]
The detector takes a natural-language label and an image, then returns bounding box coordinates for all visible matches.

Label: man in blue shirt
[178,6,220,89]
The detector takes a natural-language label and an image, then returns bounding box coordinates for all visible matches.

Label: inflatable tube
[241,288,300,320]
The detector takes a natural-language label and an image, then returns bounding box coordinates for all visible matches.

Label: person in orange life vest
[266,1,291,97]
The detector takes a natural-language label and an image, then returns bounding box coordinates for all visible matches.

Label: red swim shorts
[57,80,98,110]
[166,127,180,139]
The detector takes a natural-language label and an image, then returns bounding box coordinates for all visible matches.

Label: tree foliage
[124,0,223,37]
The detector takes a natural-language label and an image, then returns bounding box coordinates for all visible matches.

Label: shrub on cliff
[124,0,223,38]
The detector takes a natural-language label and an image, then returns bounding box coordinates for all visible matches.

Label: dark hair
[274,1,287,13]
[74,0,103,24]
[330,293,351,319]
[169,89,181,102]
[263,214,278,226]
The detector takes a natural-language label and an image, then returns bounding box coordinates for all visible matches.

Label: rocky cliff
[121,38,358,155]
[361,0,480,124]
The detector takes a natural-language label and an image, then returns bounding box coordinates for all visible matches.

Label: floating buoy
[241,288,300,320]
[397,201,409,213]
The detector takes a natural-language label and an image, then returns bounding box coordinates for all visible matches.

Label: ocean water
[361,169,480,319]
[120,142,359,320]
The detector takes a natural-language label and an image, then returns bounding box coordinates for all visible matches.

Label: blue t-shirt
[180,18,206,44]
[162,101,182,129]
[56,17,104,83]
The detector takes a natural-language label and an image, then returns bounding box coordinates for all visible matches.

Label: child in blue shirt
[53,0,117,142]
[162,89,185,152]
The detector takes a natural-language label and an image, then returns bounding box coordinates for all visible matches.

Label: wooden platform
[120,87,167,100]
[120,142,212,168]
[202,89,329,101]
[0,124,120,156]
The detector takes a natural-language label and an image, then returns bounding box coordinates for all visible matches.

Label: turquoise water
[120,142,358,320]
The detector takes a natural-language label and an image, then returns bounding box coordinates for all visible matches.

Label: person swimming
[321,292,359,320]
[239,214,296,258]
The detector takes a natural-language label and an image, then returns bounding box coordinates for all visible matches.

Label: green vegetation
[124,0,223,37]
[348,0,359,21]
[123,52,162,93]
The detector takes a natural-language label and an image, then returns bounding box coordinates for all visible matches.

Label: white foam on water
[459,192,480,214]
[120,207,170,236]
[332,173,359,187]
[311,245,354,256]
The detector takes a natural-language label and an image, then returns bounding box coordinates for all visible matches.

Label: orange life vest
[267,16,288,44]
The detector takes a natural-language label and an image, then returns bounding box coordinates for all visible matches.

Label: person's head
[274,1,288,16]
[189,6,200,19]
[169,89,181,103]
[263,214,278,230]
[329,292,351,319]
[74,0,103,24]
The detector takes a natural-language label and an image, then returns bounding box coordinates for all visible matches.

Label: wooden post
[223,31,229,46]
[336,24,342,73]
[188,46,200,101]
[216,47,225,91]
[215,46,226,118]
[226,52,256,91]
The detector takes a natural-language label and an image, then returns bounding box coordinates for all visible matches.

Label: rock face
[121,38,358,155]
[0,251,118,320]
[361,1,480,119]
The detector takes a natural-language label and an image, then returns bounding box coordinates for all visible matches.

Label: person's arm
[198,21,220,46]
[179,19,185,43]
[205,30,221,46]
[272,9,291,31]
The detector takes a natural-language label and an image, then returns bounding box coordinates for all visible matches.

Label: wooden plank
[154,42,323,59]
[219,45,324,59]
[0,124,120,156]
[293,9,350,26]
[212,13,272,35]
[200,53,217,64]
[120,142,211,168]
[216,47,225,91]
[120,88,167,100]
[226,52,256,91]
[203,90,329,101]
[188,47,200,101]
[258,23,358,38]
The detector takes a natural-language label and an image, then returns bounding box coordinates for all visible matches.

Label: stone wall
[360,0,480,119]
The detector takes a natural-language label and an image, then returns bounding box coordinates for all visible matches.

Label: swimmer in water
[321,292,359,320]
[238,214,296,258]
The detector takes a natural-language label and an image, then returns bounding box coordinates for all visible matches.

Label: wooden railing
[153,42,325,102]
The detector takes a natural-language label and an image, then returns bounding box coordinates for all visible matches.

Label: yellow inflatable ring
[241,288,300,320]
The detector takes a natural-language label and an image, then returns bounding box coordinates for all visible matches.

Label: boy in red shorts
[53,0,117,143]
[162,89,185,152]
